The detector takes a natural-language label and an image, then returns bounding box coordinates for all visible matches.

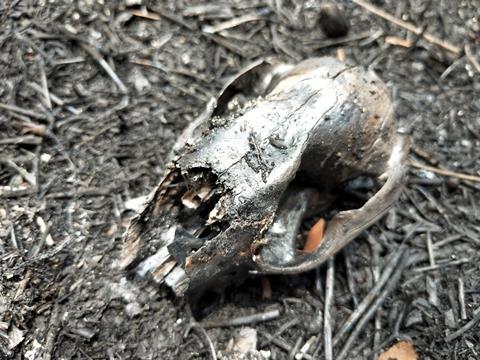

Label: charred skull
[120,57,410,296]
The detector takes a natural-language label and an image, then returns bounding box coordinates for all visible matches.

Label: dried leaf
[303,218,326,253]
[379,341,418,360]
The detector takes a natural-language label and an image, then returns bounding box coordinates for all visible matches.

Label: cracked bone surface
[120,57,410,296]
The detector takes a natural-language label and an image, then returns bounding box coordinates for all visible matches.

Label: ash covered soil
[1,0,479,359]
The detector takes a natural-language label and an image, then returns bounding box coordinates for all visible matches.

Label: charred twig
[202,13,266,34]
[369,237,381,360]
[410,160,480,183]
[259,318,300,348]
[0,135,43,145]
[344,250,358,307]
[149,6,196,31]
[426,232,435,267]
[45,187,116,199]
[0,158,36,187]
[42,304,61,360]
[333,245,406,347]
[9,225,20,250]
[204,33,250,57]
[289,335,304,359]
[60,28,128,94]
[336,253,409,360]
[13,269,32,301]
[13,235,74,270]
[0,186,35,198]
[412,258,470,272]
[464,44,480,74]
[190,323,217,360]
[445,306,480,342]
[432,234,464,248]
[260,331,314,360]
[38,58,52,110]
[305,31,371,51]
[80,42,128,94]
[458,278,467,320]
[297,336,316,360]
[202,309,281,328]
[352,0,460,55]
[27,82,80,115]
[271,24,301,61]
[0,102,48,120]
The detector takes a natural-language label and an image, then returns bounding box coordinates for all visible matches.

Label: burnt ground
[0,0,479,359]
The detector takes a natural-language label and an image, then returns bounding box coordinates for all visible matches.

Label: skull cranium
[120,57,410,296]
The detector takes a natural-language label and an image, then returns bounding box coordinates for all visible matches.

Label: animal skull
[120,57,410,296]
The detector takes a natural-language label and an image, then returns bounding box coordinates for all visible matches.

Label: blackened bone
[120,57,410,296]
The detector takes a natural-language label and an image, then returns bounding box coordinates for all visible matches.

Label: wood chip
[379,341,418,360]
[385,35,412,48]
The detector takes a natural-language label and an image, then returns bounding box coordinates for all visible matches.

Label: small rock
[24,339,43,360]
[222,327,270,359]
[129,68,151,92]
[7,325,25,350]
[405,310,423,327]
[228,327,257,353]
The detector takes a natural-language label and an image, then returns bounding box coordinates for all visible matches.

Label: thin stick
[370,240,381,360]
[289,335,304,359]
[191,324,217,360]
[333,245,405,346]
[202,309,281,328]
[0,103,48,120]
[336,255,408,360]
[445,306,480,342]
[80,43,128,94]
[42,304,61,360]
[260,331,314,360]
[412,258,470,272]
[410,160,480,183]
[344,250,358,306]
[39,59,52,110]
[27,82,80,115]
[426,232,435,267]
[14,269,32,301]
[296,336,316,360]
[324,258,335,360]
[203,14,265,34]
[465,45,480,74]
[458,277,467,320]
[432,234,463,248]
[60,27,128,94]
[352,0,461,55]
[260,318,300,347]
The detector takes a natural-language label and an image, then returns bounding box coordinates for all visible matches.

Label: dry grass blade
[352,0,461,55]
[410,160,480,183]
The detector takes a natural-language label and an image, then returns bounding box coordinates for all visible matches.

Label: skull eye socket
[258,174,377,267]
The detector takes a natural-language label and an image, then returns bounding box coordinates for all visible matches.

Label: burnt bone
[120,57,410,296]
[167,228,205,267]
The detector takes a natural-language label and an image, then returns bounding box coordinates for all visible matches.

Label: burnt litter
[0,0,479,359]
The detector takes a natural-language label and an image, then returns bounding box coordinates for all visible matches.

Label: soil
[1,0,479,359]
